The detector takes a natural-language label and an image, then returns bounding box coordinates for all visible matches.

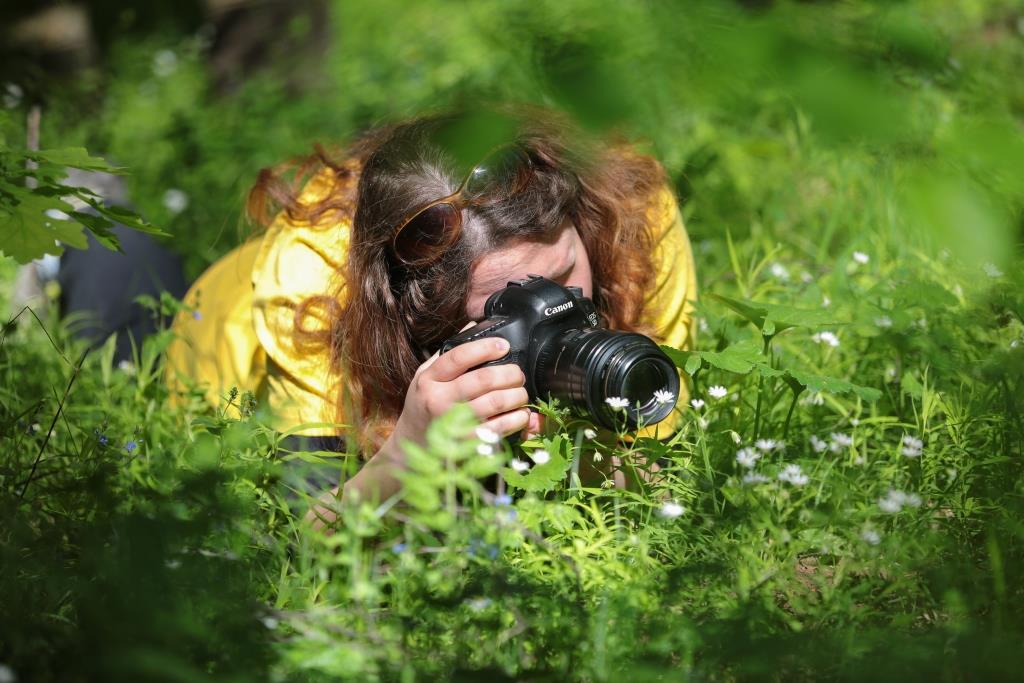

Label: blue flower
[494,494,513,506]
[391,542,407,554]
[124,440,138,453]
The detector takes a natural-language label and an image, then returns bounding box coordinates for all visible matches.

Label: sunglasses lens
[393,202,461,264]
[464,146,530,198]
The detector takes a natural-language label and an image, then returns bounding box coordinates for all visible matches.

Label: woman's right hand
[391,337,533,448]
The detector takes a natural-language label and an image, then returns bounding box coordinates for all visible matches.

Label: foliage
[2,0,1024,681]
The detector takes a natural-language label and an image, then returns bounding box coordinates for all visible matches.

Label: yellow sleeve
[250,171,352,436]
[636,184,698,440]
[165,238,267,411]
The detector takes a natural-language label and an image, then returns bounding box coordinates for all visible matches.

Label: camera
[441,275,680,431]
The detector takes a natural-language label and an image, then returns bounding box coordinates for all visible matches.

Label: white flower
[698,416,709,429]
[3,82,23,109]
[708,385,728,399]
[476,443,494,456]
[755,438,777,452]
[510,458,529,472]
[810,435,828,453]
[659,501,685,518]
[467,597,493,612]
[605,396,630,411]
[901,434,923,458]
[530,448,550,465]
[852,251,870,265]
[742,472,770,485]
[770,263,790,281]
[812,331,840,348]
[592,451,603,463]
[730,431,743,445]
[475,426,500,444]
[983,262,1004,278]
[878,489,906,513]
[698,318,710,333]
[777,464,809,486]
[860,529,881,546]
[735,447,760,469]
[875,316,893,329]
[822,295,831,307]
[653,389,675,405]
[583,428,597,439]
[690,398,705,410]
[829,432,853,452]
[802,392,825,406]
[163,188,189,215]
[885,366,898,381]
[152,49,179,77]
[904,492,922,508]
[260,616,279,630]
[117,359,136,376]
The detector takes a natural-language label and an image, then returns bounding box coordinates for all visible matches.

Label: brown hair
[247,106,668,452]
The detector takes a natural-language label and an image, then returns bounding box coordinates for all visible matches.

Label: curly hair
[247,105,669,452]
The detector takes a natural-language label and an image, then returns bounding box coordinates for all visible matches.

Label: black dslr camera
[441,275,679,430]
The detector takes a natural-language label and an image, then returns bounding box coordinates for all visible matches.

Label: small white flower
[583,428,598,439]
[812,331,840,348]
[742,472,770,485]
[822,295,831,307]
[467,597,493,612]
[260,616,279,630]
[904,492,923,508]
[983,262,1004,278]
[860,529,881,546]
[915,317,928,330]
[653,389,675,405]
[777,464,809,486]
[690,398,705,410]
[851,418,860,427]
[809,435,828,453]
[530,448,550,465]
[510,458,529,472]
[475,426,500,444]
[698,416,710,429]
[659,501,685,518]
[802,392,825,406]
[755,438,777,452]
[875,316,893,328]
[592,452,603,463]
[163,188,189,215]
[605,396,630,411]
[885,366,898,381]
[730,431,743,445]
[698,318,710,333]
[117,359,136,376]
[476,443,494,456]
[901,434,923,458]
[878,489,905,513]
[735,447,760,469]
[852,251,870,265]
[829,432,853,451]
[770,263,790,281]
[708,385,728,399]
[152,49,179,77]
[3,82,23,109]
[1012,339,1021,349]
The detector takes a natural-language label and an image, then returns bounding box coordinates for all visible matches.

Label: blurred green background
[3,0,1022,278]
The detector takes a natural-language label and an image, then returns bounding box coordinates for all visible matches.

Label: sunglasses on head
[390,142,533,268]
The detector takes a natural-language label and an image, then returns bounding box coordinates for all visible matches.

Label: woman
[166,106,697,521]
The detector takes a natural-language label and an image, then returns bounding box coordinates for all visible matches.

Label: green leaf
[711,293,840,334]
[701,339,764,374]
[786,369,882,402]
[0,183,88,262]
[504,435,571,493]
[26,147,124,173]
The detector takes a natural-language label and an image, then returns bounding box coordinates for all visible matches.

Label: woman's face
[465,219,593,320]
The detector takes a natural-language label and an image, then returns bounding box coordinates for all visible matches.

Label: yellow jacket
[166,166,697,442]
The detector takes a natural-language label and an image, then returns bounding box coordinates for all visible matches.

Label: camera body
[441,275,679,430]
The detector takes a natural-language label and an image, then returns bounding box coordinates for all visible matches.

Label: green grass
[2,1,1024,681]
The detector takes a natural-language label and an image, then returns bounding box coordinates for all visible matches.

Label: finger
[467,386,529,420]
[452,363,525,401]
[481,408,531,438]
[520,412,545,440]
[416,350,441,376]
[428,337,510,382]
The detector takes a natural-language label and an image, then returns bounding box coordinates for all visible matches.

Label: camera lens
[535,328,680,431]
